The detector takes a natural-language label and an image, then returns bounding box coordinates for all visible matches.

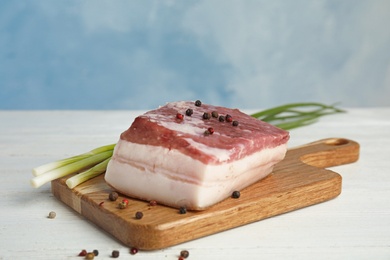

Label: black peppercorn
[135,211,143,219]
[218,115,225,122]
[185,108,193,116]
[232,120,239,126]
[232,190,241,198]
[112,250,120,258]
[93,249,99,256]
[203,112,211,120]
[109,191,119,201]
[195,100,202,106]
[180,250,190,258]
[179,206,187,214]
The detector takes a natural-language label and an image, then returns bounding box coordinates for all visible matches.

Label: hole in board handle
[324,138,349,146]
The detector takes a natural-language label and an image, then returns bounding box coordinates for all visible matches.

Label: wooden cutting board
[51,137,359,250]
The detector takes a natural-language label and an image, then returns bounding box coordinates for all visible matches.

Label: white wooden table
[1,108,389,259]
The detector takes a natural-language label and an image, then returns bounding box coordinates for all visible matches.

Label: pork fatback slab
[105,101,290,210]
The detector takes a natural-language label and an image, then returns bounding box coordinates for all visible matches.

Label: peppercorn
[218,115,225,122]
[176,113,184,120]
[130,247,138,255]
[202,112,211,120]
[180,250,190,258]
[48,211,56,219]
[93,249,99,256]
[109,191,119,201]
[85,252,95,259]
[208,127,214,134]
[112,250,120,258]
[179,207,187,214]
[204,129,211,136]
[78,249,87,256]
[118,202,127,209]
[232,120,239,126]
[225,114,233,122]
[135,211,143,219]
[122,199,129,205]
[211,111,219,118]
[185,108,193,116]
[195,100,202,106]
[149,200,157,206]
[232,190,241,198]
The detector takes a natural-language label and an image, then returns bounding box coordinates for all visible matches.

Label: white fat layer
[104,140,287,209]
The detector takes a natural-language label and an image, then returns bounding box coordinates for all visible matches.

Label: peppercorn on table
[1,108,390,259]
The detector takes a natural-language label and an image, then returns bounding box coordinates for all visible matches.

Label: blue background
[1,0,389,110]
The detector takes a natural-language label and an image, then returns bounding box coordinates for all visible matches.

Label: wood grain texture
[51,137,359,250]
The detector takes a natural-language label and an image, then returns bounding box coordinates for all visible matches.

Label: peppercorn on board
[51,138,359,250]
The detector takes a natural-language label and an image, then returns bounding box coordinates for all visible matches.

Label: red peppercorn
[122,199,129,205]
[225,114,233,122]
[149,200,157,206]
[78,249,87,256]
[208,127,214,134]
[130,247,138,255]
[176,113,184,120]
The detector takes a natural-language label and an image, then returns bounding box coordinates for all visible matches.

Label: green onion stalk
[30,102,344,189]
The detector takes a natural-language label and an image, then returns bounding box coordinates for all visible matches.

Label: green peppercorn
[211,111,219,118]
[112,250,120,258]
[109,191,119,201]
[118,202,127,209]
[48,211,56,219]
[85,252,95,259]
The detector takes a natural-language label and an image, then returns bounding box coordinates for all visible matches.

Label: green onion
[30,102,344,189]
[32,144,115,176]
[250,102,345,130]
[30,149,114,188]
[65,157,111,189]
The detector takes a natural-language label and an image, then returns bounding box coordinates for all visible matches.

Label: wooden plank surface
[51,137,359,250]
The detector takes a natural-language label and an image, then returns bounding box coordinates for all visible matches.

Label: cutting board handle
[289,137,360,169]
